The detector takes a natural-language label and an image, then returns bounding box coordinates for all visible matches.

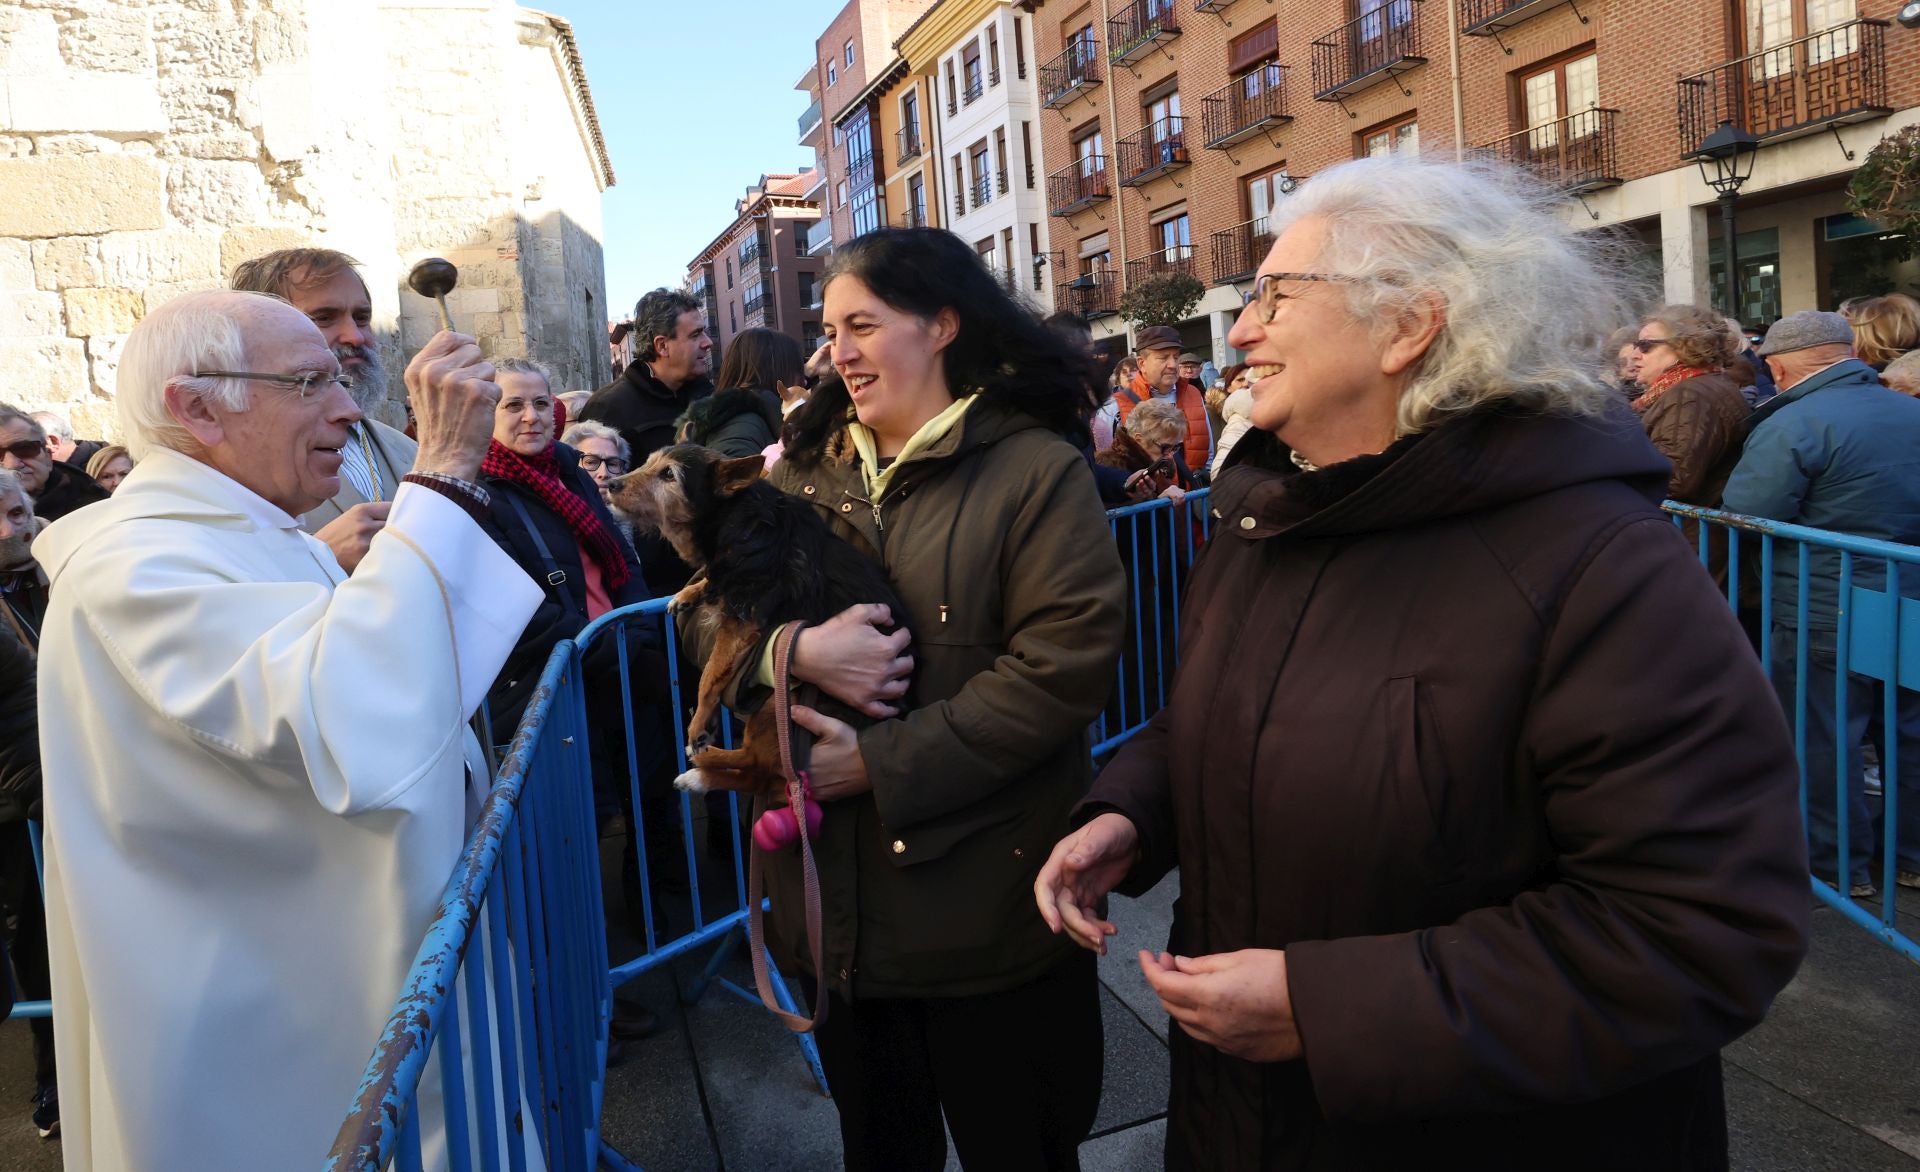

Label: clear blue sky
[555,0,849,320]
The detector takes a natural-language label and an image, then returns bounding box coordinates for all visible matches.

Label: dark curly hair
[783,228,1101,466]
[633,287,704,362]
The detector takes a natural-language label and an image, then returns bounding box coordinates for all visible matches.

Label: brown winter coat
[1084,404,1809,1170]
[732,401,1127,1002]
[1638,370,1751,506]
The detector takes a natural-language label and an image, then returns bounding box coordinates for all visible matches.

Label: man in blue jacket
[1724,310,1920,897]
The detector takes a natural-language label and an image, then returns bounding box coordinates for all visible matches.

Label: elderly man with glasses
[0,406,108,522]
[32,289,541,1170]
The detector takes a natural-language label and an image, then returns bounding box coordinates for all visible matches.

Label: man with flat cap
[1724,308,1920,898]
[1113,326,1212,477]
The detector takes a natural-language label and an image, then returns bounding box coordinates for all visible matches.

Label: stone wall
[0,0,612,440]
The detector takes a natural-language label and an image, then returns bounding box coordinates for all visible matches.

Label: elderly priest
[33,289,541,1169]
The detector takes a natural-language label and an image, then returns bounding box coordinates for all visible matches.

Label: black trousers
[0,822,52,1086]
[806,950,1103,1172]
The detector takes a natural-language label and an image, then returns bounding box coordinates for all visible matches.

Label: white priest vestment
[34,447,541,1170]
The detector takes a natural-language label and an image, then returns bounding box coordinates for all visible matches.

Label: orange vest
[1116,374,1212,474]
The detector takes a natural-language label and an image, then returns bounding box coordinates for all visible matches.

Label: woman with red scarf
[476,358,661,736]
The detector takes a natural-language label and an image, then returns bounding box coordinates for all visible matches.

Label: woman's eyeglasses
[576,454,629,474]
[1630,338,1670,354]
[1241,272,1358,324]
[2,439,46,461]
[191,370,358,399]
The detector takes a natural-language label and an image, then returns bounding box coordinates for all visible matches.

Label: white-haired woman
[1035,155,1810,1170]
[559,419,630,507]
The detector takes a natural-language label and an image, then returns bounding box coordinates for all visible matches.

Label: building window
[1359,112,1418,157]
[794,220,812,252]
[908,173,927,227]
[969,140,992,208]
[945,60,959,116]
[993,127,1009,193]
[1748,0,1858,71]
[730,302,737,331]
[1519,50,1598,149]
[1021,121,1035,188]
[845,38,856,67]
[828,61,837,87]
[1013,17,1027,79]
[836,180,848,208]
[851,184,883,236]
[1074,124,1104,176]
[834,124,843,146]
[1146,85,1181,144]
[1029,223,1044,290]
[1153,209,1192,265]
[1245,165,1292,233]
[963,41,984,104]
[976,235,999,274]
[725,257,733,288]
[988,23,1001,86]
[1228,18,1279,76]
[1001,227,1015,280]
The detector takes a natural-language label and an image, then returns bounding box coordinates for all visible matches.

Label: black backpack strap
[502,490,568,591]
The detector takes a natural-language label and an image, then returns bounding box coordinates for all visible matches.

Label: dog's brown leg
[684,616,761,758]
[668,575,708,615]
[675,697,784,796]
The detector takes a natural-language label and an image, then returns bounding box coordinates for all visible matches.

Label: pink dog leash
[749,621,828,1032]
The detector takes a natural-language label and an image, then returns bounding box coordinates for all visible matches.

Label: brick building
[687,173,825,358]
[1024,0,1920,365]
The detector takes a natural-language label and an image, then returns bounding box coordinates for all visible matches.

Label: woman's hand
[1123,469,1157,502]
[1159,484,1188,506]
[1139,949,1301,1062]
[791,605,913,718]
[788,705,872,800]
[1034,813,1141,954]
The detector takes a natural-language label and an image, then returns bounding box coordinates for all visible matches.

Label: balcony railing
[1677,19,1889,153]
[1041,40,1103,109]
[953,188,967,217]
[738,236,763,267]
[798,99,822,140]
[1312,0,1426,102]
[896,202,930,229]
[1201,64,1292,150]
[896,124,924,165]
[996,167,1009,195]
[1126,246,1200,289]
[1474,107,1622,193]
[1108,0,1180,65]
[1458,0,1578,37]
[743,292,768,318]
[963,71,985,105]
[807,227,833,257]
[847,149,877,190]
[1047,158,1112,216]
[1209,217,1274,284]
[1117,117,1190,187]
[1057,269,1119,319]
[971,173,993,209]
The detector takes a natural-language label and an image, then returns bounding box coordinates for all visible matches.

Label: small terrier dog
[607,444,909,799]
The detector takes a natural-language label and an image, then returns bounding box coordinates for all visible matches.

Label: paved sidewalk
[0,881,1909,1170]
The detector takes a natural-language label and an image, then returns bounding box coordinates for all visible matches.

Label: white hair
[1270,154,1644,436]
[29,411,71,443]
[115,290,278,460]
[0,467,26,510]
[559,420,628,461]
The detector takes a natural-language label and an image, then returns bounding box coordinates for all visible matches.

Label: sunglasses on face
[1241,271,1360,324]
[576,454,629,474]
[1630,338,1670,354]
[2,439,46,461]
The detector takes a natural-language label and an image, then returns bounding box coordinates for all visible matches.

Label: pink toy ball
[752,799,824,852]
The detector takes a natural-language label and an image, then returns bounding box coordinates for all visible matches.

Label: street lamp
[1690,119,1761,322]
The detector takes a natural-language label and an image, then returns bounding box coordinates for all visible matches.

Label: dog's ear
[713,454,765,496]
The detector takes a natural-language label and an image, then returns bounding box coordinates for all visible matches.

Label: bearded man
[230,248,418,571]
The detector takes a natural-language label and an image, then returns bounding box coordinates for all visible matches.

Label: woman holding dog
[713,228,1127,1170]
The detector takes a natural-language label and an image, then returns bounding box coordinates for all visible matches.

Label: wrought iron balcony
[896,203,930,229]
[1209,217,1273,284]
[1117,118,1190,187]
[1047,158,1111,216]
[1312,0,1426,102]
[1459,0,1579,38]
[963,71,985,105]
[1041,40,1103,109]
[1126,246,1200,289]
[1474,107,1622,193]
[953,188,967,217]
[1108,0,1180,65]
[1201,64,1292,150]
[896,125,924,165]
[997,167,1009,195]
[1677,19,1889,153]
[1057,269,1119,319]
[971,173,994,209]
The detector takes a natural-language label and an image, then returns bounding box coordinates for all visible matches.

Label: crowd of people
[0,151,1917,1170]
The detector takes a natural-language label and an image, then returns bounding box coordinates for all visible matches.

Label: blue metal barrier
[1665,503,1920,966]
[323,489,1215,1167]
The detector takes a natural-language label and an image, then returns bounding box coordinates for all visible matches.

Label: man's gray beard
[337,345,388,412]
[0,533,34,573]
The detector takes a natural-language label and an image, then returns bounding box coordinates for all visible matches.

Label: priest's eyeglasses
[1241,272,1359,324]
[191,370,358,399]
